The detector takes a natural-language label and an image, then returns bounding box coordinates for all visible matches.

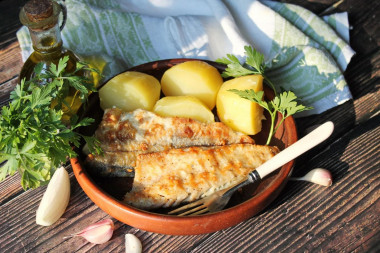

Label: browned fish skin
[85,151,140,177]
[123,144,279,210]
[95,108,254,153]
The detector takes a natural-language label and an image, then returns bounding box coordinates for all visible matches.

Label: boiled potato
[99,71,160,111]
[216,75,264,135]
[161,61,223,110]
[153,96,215,123]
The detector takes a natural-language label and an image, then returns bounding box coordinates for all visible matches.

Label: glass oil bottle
[19,0,88,124]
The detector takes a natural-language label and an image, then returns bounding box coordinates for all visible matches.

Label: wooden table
[1,0,379,252]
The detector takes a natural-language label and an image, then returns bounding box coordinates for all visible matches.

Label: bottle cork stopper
[24,0,53,23]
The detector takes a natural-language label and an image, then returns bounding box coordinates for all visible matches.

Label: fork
[168,121,334,216]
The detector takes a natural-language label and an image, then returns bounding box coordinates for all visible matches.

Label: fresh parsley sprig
[216,46,312,144]
[229,89,311,145]
[216,45,277,94]
[0,56,101,189]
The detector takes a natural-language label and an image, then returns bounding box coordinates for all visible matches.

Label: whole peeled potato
[99,71,161,111]
[216,75,264,135]
[160,61,223,110]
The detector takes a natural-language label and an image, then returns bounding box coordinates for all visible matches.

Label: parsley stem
[263,75,277,96]
[266,112,277,145]
[274,116,286,136]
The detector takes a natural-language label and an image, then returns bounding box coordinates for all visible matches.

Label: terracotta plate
[71,59,298,235]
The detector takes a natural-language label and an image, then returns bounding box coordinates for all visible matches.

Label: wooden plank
[0,78,17,107]
[345,49,380,99]
[0,170,110,252]
[354,230,380,252]
[0,0,28,48]
[347,0,380,55]
[323,199,380,252]
[0,115,378,252]
[0,41,22,83]
[0,168,211,252]
[0,173,22,205]
[0,41,22,106]
[281,0,334,14]
[189,114,380,253]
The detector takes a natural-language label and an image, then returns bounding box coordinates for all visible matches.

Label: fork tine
[188,208,209,216]
[176,204,208,216]
[168,198,205,215]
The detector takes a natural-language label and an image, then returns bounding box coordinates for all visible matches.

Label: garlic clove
[36,166,70,226]
[67,219,114,244]
[125,234,142,253]
[291,168,333,186]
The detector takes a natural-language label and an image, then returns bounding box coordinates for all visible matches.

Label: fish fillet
[95,108,254,153]
[123,144,279,210]
[85,151,139,177]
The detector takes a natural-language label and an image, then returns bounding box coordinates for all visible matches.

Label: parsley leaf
[216,53,256,78]
[244,45,265,74]
[230,89,312,144]
[0,56,102,189]
[216,45,276,93]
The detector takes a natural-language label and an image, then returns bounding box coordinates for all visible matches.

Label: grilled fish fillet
[85,151,139,177]
[123,144,279,210]
[95,108,254,153]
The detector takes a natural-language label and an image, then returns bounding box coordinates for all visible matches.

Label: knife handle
[255,121,334,179]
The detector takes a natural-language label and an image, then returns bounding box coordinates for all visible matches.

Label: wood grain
[0,42,23,82]
[0,0,28,48]
[0,41,22,106]
[0,173,22,205]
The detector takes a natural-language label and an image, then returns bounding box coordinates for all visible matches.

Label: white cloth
[17,0,356,117]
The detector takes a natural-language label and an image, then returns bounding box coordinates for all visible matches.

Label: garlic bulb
[65,219,115,244]
[291,168,333,186]
[36,166,70,226]
[125,234,142,253]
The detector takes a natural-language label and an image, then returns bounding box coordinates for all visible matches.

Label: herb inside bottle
[19,0,88,124]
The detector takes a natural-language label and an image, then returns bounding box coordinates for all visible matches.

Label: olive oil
[19,44,84,124]
[19,0,87,125]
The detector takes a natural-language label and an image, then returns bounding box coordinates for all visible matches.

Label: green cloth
[17,0,355,117]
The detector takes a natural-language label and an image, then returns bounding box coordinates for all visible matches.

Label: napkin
[17,0,355,117]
